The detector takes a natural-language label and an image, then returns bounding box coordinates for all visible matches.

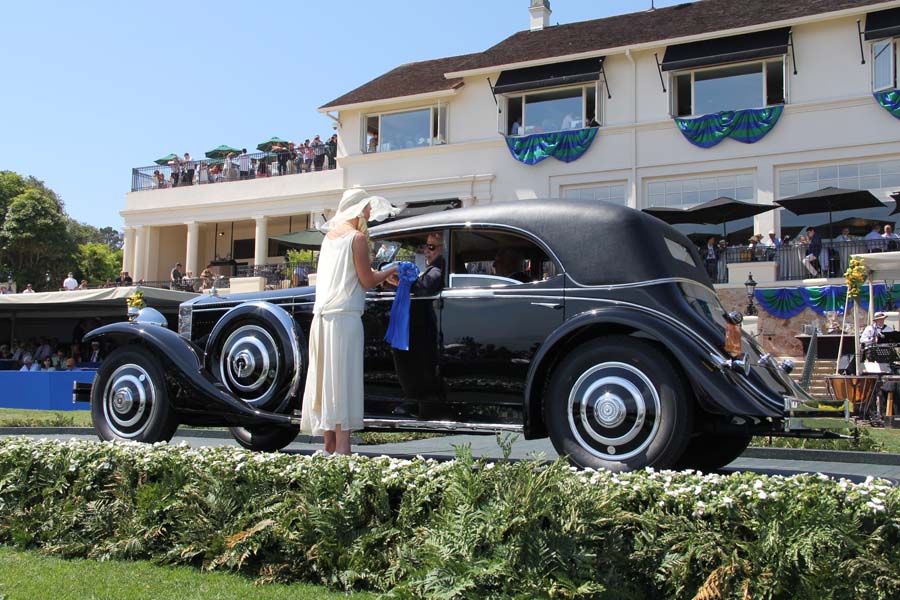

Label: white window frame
[360,103,448,154]
[669,57,788,118]
[644,170,757,209]
[561,181,627,205]
[499,82,601,137]
[872,38,897,92]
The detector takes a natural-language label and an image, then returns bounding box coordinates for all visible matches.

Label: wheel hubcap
[102,363,156,438]
[567,361,660,461]
[219,325,280,406]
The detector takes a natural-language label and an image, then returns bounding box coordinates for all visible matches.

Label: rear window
[665,238,698,268]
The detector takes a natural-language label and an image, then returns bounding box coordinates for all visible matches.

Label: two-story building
[123,0,900,306]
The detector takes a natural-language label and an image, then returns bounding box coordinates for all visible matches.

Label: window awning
[865,7,900,41]
[661,27,791,72]
[493,57,604,94]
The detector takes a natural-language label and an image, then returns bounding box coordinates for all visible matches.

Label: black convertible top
[370,199,711,287]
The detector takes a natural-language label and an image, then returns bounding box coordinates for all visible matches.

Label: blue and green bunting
[755,284,900,318]
[505,128,598,165]
[675,106,783,149]
[874,90,900,119]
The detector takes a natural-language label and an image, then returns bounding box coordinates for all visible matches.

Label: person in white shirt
[865,224,886,252]
[883,224,900,250]
[33,338,52,361]
[861,311,894,345]
[238,149,251,179]
[62,272,77,291]
[18,354,39,372]
[21,283,34,294]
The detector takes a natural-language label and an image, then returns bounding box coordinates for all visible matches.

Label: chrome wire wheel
[566,361,661,461]
[218,324,280,406]
[101,363,158,439]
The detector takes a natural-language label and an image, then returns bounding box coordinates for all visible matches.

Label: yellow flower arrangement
[126,290,146,311]
[844,257,867,300]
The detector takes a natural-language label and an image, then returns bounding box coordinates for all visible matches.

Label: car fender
[83,322,295,426]
[523,305,780,437]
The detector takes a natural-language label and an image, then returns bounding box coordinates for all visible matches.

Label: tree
[76,243,123,283]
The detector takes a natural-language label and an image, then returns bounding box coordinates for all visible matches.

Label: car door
[438,228,565,425]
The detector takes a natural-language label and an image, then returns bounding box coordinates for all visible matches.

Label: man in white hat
[861,311,893,345]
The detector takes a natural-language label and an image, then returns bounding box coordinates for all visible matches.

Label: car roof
[370,198,711,287]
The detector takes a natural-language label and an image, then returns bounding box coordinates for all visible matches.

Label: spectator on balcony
[866,223,885,252]
[33,338,52,362]
[223,152,236,180]
[182,153,195,186]
[78,280,88,290]
[834,227,853,274]
[802,227,822,277]
[40,356,55,371]
[257,156,268,178]
[51,349,66,369]
[64,357,77,371]
[701,237,719,280]
[883,224,900,251]
[200,264,214,289]
[0,285,8,294]
[88,341,103,363]
[301,140,313,172]
[292,263,309,287]
[238,149,250,180]
[115,271,133,286]
[152,170,166,189]
[169,156,181,187]
[170,262,184,289]
[21,283,34,294]
[312,135,326,171]
[762,230,781,261]
[327,134,337,169]
[62,272,78,291]
[273,143,290,176]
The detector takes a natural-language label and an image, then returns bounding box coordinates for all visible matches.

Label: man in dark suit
[393,231,445,417]
[803,227,822,277]
[702,236,719,281]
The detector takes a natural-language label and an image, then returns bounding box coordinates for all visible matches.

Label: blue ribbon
[384,261,420,351]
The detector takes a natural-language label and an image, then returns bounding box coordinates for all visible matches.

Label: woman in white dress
[300,188,398,455]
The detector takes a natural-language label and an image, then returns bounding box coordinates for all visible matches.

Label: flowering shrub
[0,437,898,599]
[126,290,145,311]
[845,257,867,300]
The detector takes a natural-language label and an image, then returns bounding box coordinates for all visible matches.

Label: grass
[0,546,371,600]
[0,408,444,445]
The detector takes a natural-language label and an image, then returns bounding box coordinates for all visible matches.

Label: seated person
[492,247,529,283]
[412,231,445,296]
[861,311,894,345]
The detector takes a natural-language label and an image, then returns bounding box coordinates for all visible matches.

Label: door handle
[531,302,562,310]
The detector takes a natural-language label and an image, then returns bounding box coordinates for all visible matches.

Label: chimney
[529,0,551,31]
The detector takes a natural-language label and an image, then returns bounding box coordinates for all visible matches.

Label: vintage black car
[78,199,843,472]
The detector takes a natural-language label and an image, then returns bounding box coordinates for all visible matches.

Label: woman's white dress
[300,231,366,435]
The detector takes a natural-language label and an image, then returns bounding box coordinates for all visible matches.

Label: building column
[132,226,146,282]
[122,226,135,275]
[253,216,268,267]
[185,221,200,276]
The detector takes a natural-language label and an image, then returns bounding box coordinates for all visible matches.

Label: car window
[448,229,559,288]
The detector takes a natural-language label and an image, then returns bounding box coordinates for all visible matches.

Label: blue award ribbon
[384,261,420,351]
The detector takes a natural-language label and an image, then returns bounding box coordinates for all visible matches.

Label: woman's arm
[352,233,396,289]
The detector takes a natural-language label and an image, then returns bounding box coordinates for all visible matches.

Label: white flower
[722,496,733,505]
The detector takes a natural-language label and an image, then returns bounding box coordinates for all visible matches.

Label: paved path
[6,428,899,483]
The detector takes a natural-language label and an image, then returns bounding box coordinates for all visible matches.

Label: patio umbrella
[204,145,242,159]
[268,230,325,249]
[889,192,900,216]
[154,153,178,165]
[813,216,896,238]
[641,206,701,224]
[775,186,885,239]
[684,196,777,238]
[257,137,290,152]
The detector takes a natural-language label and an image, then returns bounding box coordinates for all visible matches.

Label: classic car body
[78,199,844,471]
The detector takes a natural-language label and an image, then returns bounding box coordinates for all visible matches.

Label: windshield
[679,282,727,330]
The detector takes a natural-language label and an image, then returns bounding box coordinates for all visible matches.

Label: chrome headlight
[135,307,168,328]
[178,304,193,339]
[780,359,795,375]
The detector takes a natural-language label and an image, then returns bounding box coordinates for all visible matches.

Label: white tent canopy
[850,251,900,282]
[0,286,195,308]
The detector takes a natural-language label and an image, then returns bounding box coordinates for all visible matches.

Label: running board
[363,418,523,434]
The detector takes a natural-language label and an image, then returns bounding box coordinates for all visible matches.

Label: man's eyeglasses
[425,244,438,251]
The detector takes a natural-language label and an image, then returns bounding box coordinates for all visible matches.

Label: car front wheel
[91,345,178,443]
[545,336,692,472]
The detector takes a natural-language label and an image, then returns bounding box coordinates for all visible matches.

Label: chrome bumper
[783,394,849,432]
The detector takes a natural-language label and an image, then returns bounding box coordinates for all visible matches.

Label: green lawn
[0,546,371,600]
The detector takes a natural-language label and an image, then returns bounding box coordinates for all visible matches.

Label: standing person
[883,224,900,251]
[865,223,885,252]
[311,135,326,171]
[62,272,78,291]
[169,156,181,187]
[238,149,250,180]
[702,237,719,281]
[302,139,313,172]
[274,144,289,176]
[183,153,195,185]
[300,188,398,456]
[802,227,822,277]
[327,134,338,169]
[170,262,184,288]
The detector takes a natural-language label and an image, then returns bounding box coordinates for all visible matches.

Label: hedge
[0,437,897,599]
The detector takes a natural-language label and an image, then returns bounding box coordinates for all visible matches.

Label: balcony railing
[236,261,317,288]
[705,239,897,284]
[131,151,336,192]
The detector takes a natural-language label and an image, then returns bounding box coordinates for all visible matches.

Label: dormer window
[662,28,790,117]
[865,8,900,91]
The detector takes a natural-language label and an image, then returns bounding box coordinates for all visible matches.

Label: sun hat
[319,188,398,232]
[874,311,887,320]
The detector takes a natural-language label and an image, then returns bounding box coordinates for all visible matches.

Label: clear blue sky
[0,0,687,228]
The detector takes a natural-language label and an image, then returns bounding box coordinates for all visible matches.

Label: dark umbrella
[204,145,242,159]
[268,230,324,249]
[641,206,701,224]
[685,196,777,238]
[813,216,896,238]
[889,192,900,216]
[775,186,885,239]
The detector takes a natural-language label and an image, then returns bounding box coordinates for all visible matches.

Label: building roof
[320,0,891,111]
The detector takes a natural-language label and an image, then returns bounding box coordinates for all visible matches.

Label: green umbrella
[204,145,242,159]
[257,137,290,152]
[154,153,178,165]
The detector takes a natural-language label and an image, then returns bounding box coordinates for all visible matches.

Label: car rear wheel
[229,425,299,452]
[545,335,692,472]
[674,432,752,472]
[91,346,178,443]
